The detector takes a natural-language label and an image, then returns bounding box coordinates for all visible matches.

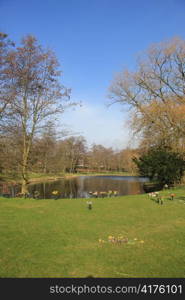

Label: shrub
[133,147,185,185]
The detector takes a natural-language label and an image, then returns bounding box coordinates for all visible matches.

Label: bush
[133,147,185,185]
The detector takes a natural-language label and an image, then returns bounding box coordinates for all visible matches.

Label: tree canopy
[109,37,185,152]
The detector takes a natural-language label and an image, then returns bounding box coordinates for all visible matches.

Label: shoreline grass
[0,186,185,278]
[0,171,137,185]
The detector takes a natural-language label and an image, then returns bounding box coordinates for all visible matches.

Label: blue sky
[0,0,185,149]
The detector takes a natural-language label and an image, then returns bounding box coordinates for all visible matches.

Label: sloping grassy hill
[0,187,185,278]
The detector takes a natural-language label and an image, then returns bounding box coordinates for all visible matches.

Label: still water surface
[1,175,149,199]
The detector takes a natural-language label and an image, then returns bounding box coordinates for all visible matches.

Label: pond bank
[0,175,65,185]
[0,172,137,185]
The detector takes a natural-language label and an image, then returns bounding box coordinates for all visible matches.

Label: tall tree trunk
[21,129,31,195]
[21,148,29,195]
[43,153,47,174]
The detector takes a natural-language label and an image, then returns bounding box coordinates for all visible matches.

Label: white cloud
[60,101,133,150]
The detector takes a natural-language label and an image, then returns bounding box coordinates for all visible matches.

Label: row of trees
[0,130,139,176]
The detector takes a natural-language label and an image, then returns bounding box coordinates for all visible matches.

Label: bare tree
[0,32,15,119]
[109,37,185,149]
[30,122,57,174]
[130,99,185,152]
[59,136,87,173]
[1,35,75,194]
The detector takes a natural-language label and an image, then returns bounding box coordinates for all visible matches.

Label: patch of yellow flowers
[108,235,128,244]
[98,236,145,245]
[52,190,59,195]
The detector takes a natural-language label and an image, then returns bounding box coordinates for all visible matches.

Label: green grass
[0,186,185,278]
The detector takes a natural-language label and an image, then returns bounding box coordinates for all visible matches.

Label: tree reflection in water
[0,176,148,199]
[0,176,149,199]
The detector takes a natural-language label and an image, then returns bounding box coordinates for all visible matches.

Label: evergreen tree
[133,147,185,185]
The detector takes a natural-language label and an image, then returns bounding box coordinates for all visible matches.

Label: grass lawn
[0,186,185,278]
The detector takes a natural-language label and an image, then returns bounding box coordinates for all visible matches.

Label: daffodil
[52,190,59,195]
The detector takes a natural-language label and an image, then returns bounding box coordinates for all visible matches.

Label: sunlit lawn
[0,186,185,278]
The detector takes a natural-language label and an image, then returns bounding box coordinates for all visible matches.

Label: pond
[0,175,149,199]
